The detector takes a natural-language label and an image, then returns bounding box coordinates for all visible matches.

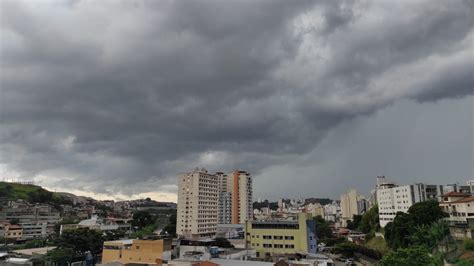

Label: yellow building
[5,224,23,240]
[245,213,317,259]
[102,238,172,265]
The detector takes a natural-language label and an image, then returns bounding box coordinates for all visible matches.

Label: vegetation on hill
[0,182,72,205]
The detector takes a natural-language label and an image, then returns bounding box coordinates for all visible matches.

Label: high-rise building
[340,189,366,227]
[217,170,253,225]
[177,169,218,239]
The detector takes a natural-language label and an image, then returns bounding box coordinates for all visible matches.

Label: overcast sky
[1,0,473,202]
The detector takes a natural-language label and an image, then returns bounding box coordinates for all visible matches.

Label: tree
[347,215,362,230]
[313,215,333,240]
[464,239,474,251]
[359,205,379,234]
[385,201,449,249]
[213,237,234,248]
[380,246,436,266]
[45,248,75,264]
[132,211,155,228]
[56,228,104,256]
[385,212,414,249]
[334,242,359,258]
[407,200,447,226]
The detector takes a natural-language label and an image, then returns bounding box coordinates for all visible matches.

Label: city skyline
[1,0,473,202]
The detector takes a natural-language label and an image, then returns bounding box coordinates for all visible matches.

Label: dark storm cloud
[0,0,473,198]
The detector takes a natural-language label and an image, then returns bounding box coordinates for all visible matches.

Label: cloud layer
[1,0,473,200]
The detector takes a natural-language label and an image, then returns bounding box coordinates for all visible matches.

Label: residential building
[19,222,47,239]
[4,224,23,240]
[102,238,172,265]
[245,213,317,259]
[177,169,219,239]
[216,224,244,239]
[0,203,60,234]
[439,191,474,226]
[340,189,365,227]
[305,203,325,217]
[217,172,232,224]
[377,183,435,227]
[217,170,253,225]
[443,183,472,195]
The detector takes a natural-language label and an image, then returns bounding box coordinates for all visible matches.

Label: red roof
[442,191,470,197]
[452,196,474,203]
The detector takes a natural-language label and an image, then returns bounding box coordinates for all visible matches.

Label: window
[263,244,272,248]
[274,236,283,240]
[263,235,272,239]
[284,236,294,240]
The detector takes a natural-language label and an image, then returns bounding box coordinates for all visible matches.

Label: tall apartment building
[217,170,253,225]
[340,189,366,227]
[176,169,219,239]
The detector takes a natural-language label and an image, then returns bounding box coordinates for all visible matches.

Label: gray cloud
[0,0,473,199]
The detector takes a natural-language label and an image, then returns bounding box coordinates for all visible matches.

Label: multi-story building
[177,169,219,239]
[102,238,172,265]
[439,191,474,225]
[217,170,253,225]
[217,172,232,224]
[19,222,48,240]
[340,189,365,227]
[0,203,60,235]
[231,170,253,224]
[245,213,317,259]
[3,224,23,240]
[377,183,437,227]
[443,183,472,195]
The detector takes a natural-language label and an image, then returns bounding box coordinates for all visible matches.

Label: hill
[0,181,72,205]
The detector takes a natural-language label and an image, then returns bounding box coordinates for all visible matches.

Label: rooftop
[452,196,474,203]
[442,191,470,197]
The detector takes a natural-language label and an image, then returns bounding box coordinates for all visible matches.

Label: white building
[439,191,474,225]
[377,183,434,227]
[177,169,219,239]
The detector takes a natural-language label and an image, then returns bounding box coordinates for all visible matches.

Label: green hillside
[0,182,71,204]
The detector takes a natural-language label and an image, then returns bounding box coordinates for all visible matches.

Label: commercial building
[101,238,172,265]
[177,169,219,239]
[245,213,317,259]
[340,189,366,227]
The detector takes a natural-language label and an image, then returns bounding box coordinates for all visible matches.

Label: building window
[263,235,272,239]
[284,236,294,240]
[274,236,283,240]
[263,244,272,248]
